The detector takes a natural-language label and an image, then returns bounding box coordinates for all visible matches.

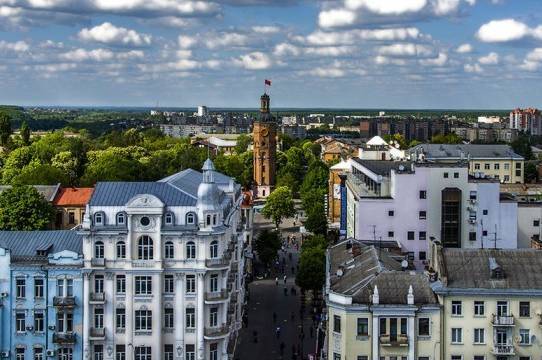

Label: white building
[198,106,209,118]
[358,136,405,161]
[517,202,542,248]
[81,159,247,360]
[346,159,517,267]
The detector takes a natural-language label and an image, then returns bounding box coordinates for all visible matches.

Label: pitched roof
[53,187,94,206]
[440,248,542,290]
[0,184,61,202]
[351,158,412,176]
[410,144,523,160]
[0,230,82,257]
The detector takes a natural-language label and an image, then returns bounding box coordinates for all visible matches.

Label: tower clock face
[260,128,269,137]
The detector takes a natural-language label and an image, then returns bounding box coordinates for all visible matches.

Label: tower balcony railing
[91,258,105,267]
[53,296,76,308]
[379,334,408,347]
[204,324,230,338]
[53,332,76,344]
[492,343,515,356]
[89,327,106,340]
[492,314,515,326]
[89,293,105,303]
[205,290,229,302]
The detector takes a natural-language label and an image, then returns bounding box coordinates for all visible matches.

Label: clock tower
[253,93,277,198]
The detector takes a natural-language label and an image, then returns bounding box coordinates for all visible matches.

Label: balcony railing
[205,290,228,301]
[379,334,408,346]
[492,314,515,326]
[53,296,76,307]
[91,258,105,267]
[53,332,76,344]
[89,293,105,303]
[90,328,105,339]
[204,324,230,338]
[205,258,230,268]
[492,344,515,355]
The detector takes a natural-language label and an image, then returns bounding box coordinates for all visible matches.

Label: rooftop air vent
[489,257,505,279]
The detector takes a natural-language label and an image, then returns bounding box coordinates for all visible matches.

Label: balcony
[205,258,230,269]
[379,334,408,347]
[492,344,515,356]
[205,290,229,302]
[204,324,230,339]
[53,296,75,308]
[89,293,105,304]
[91,258,105,267]
[53,332,76,344]
[492,314,515,326]
[89,328,106,340]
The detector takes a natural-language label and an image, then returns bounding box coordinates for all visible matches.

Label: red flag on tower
[265,79,272,86]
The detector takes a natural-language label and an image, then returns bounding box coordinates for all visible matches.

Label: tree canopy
[296,234,328,291]
[0,185,55,230]
[262,186,296,228]
[254,229,281,267]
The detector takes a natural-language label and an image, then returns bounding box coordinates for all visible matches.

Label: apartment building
[80,159,247,360]
[345,159,517,267]
[408,144,524,184]
[430,243,542,360]
[0,231,84,360]
[325,240,441,360]
[510,108,542,135]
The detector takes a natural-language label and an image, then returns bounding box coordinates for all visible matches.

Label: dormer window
[116,212,126,226]
[94,212,104,226]
[165,212,174,226]
[186,213,196,225]
[213,214,217,226]
[206,215,211,226]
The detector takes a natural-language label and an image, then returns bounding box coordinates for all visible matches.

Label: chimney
[407,285,414,305]
[372,285,379,305]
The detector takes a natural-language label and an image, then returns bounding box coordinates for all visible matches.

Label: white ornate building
[80,159,248,360]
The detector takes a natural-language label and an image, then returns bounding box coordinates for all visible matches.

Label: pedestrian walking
[276,326,281,339]
[275,277,279,286]
[283,275,287,284]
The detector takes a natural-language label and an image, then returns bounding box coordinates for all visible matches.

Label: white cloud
[60,48,114,62]
[176,49,193,59]
[234,52,272,70]
[305,46,353,57]
[79,22,152,47]
[519,48,542,71]
[205,32,249,48]
[273,43,301,57]
[345,0,427,15]
[318,8,357,28]
[378,43,433,57]
[420,52,448,66]
[300,28,420,46]
[464,63,482,73]
[478,52,499,65]
[0,40,29,52]
[476,19,530,43]
[178,35,197,49]
[252,25,280,34]
[34,62,77,73]
[455,43,472,53]
[307,66,346,78]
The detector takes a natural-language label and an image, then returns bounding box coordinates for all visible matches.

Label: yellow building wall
[469,159,524,183]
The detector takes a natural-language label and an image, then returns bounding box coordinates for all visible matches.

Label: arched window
[116,212,126,226]
[138,236,154,260]
[186,213,196,225]
[95,241,104,259]
[212,214,217,226]
[186,241,196,259]
[165,241,174,259]
[94,212,104,226]
[210,241,218,259]
[116,241,126,259]
[165,212,174,226]
[206,215,211,226]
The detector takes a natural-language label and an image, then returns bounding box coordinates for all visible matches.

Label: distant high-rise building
[197,105,208,117]
[510,108,542,135]
[253,93,277,198]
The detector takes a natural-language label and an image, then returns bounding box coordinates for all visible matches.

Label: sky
[0,0,542,109]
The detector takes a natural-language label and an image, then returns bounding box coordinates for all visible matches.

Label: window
[140,217,150,226]
[164,275,174,294]
[16,312,25,332]
[134,347,151,360]
[186,213,196,225]
[115,346,125,360]
[210,241,218,258]
[473,357,484,360]
[95,241,104,259]
[516,169,522,177]
[519,329,530,345]
[474,163,480,170]
[213,214,217,225]
[418,318,430,336]
[516,162,522,169]
[186,242,196,259]
[407,231,415,240]
[419,211,426,220]
[16,278,26,298]
[451,328,462,343]
[379,318,387,335]
[34,278,44,298]
[497,301,509,316]
[210,274,218,293]
[419,231,427,240]
[186,275,196,294]
[135,276,152,295]
[57,312,73,332]
[494,163,500,170]
[116,212,125,226]
[16,348,24,360]
[469,191,477,200]
[534,220,540,227]
[34,312,44,332]
[504,175,510,182]
[94,212,104,225]
[206,215,211,226]
[138,236,154,260]
[454,172,459,178]
[186,308,195,328]
[94,345,103,360]
[483,209,488,215]
[209,343,218,360]
[504,163,510,170]
[165,308,174,329]
[185,345,195,360]
[474,301,485,316]
[116,242,126,259]
[388,231,394,238]
[94,275,104,293]
[57,278,73,297]
[164,345,174,360]
[473,328,485,344]
[451,301,462,316]
[520,302,530,317]
[209,307,218,327]
[357,318,368,337]
[34,348,43,360]
[469,232,477,242]
[135,310,152,331]
[116,308,125,330]
[419,251,427,261]
[419,190,427,199]
[333,315,341,333]
[358,357,368,360]
[443,172,449,178]
[164,242,174,259]
[165,212,174,225]
[333,354,340,360]
[482,230,488,237]
[58,348,72,360]
[388,210,394,216]
[451,357,462,360]
[116,275,126,295]
[94,308,104,328]
[484,163,490,170]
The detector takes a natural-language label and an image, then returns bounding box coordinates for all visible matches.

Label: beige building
[430,242,542,360]
[325,241,441,360]
[327,159,351,225]
[409,144,524,184]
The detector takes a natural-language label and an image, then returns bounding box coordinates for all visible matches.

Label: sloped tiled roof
[89,182,197,207]
[0,230,82,256]
[54,187,94,206]
[409,144,523,160]
[352,158,412,176]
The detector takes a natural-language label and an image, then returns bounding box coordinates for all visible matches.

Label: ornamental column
[197,273,205,360]
[105,272,115,360]
[175,273,185,360]
[408,316,415,360]
[83,272,90,360]
[372,316,379,360]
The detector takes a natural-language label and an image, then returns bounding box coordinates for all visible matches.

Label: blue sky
[0,0,541,109]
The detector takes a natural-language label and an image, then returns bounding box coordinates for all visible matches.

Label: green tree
[0,112,12,147]
[235,134,251,154]
[511,136,533,161]
[262,186,296,228]
[295,246,326,291]
[20,121,30,145]
[13,164,70,185]
[304,201,328,236]
[81,151,143,185]
[254,229,281,267]
[525,162,538,183]
[0,185,55,230]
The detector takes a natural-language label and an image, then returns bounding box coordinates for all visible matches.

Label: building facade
[510,108,542,135]
[53,188,94,230]
[252,93,277,198]
[0,231,84,360]
[80,159,247,360]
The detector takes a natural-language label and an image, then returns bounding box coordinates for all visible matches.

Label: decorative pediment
[126,194,164,209]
